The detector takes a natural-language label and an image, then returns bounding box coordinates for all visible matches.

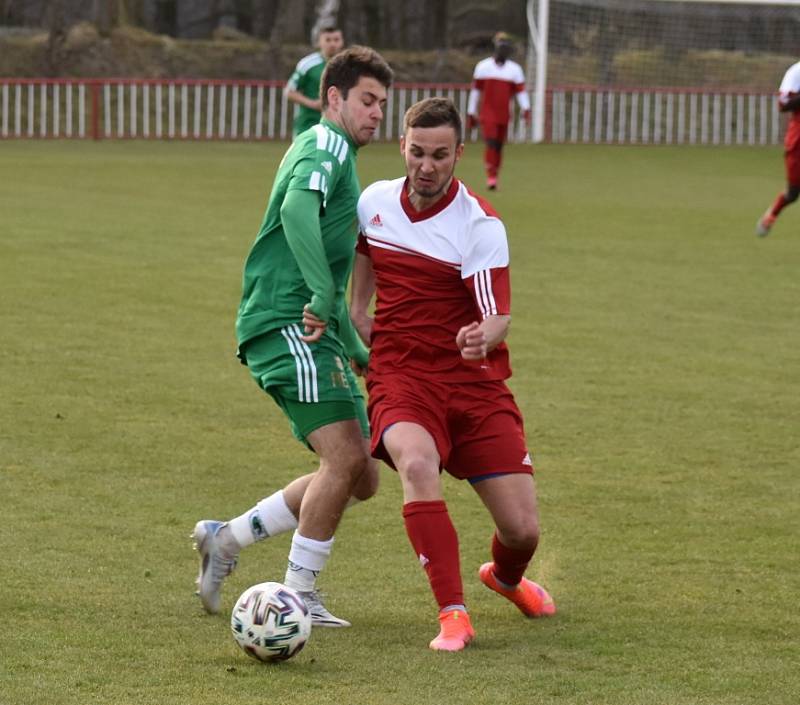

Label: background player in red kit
[756,60,800,236]
[467,32,531,190]
[351,97,555,652]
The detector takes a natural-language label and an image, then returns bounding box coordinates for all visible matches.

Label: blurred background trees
[0,0,525,49]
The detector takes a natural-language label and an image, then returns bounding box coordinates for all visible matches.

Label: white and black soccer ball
[230,582,311,662]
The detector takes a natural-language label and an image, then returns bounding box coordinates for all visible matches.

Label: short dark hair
[403,97,463,145]
[317,25,341,35]
[493,31,512,48]
[320,46,394,110]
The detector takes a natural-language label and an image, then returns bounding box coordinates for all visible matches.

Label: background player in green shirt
[193,46,393,628]
[286,26,345,138]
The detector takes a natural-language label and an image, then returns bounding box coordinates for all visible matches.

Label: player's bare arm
[286,89,323,112]
[456,315,510,360]
[349,251,376,346]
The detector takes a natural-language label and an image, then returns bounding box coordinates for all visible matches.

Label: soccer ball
[230,582,311,662]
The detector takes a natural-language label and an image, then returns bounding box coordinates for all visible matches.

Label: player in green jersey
[193,46,393,628]
[286,26,345,138]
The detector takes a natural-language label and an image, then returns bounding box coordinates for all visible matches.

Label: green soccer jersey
[236,119,361,351]
[286,51,326,137]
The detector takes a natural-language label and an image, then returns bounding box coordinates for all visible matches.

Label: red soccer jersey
[779,60,800,151]
[471,57,527,125]
[356,177,512,383]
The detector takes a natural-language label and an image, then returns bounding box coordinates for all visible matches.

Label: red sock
[491,532,535,587]
[403,500,463,609]
[484,146,500,178]
[770,193,789,217]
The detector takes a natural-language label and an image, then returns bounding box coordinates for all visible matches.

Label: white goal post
[526,0,800,144]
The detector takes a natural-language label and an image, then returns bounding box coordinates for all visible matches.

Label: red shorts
[785,148,800,187]
[480,121,509,145]
[366,372,533,480]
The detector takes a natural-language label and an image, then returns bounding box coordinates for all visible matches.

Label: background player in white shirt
[467,32,531,191]
[351,97,556,652]
[756,60,800,236]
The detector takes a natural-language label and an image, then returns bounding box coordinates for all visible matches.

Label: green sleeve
[336,298,369,368]
[286,68,301,92]
[280,189,335,321]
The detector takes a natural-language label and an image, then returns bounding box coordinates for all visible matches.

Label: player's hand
[522,109,532,124]
[350,358,368,377]
[466,115,477,131]
[456,321,488,360]
[300,304,327,343]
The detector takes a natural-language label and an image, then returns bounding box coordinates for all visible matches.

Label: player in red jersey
[467,32,531,190]
[351,97,555,652]
[756,60,800,236]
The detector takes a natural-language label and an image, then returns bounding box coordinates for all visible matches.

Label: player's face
[494,43,513,62]
[333,77,387,146]
[318,30,344,59]
[401,125,464,201]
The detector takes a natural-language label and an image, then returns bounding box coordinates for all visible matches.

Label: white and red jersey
[468,57,529,126]
[356,177,512,383]
[779,61,800,150]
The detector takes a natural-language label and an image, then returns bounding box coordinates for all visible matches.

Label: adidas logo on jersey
[369,213,383,227]
[321,160,332,173]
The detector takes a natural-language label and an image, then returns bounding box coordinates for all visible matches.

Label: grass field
[2,138,799,705]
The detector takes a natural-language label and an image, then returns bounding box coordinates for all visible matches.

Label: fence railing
[0,78,783,145]
[549,87,782,146]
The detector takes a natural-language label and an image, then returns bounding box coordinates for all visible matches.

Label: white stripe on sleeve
[336,139,348,163]
[313,124,327,149]
[474,270,498,317]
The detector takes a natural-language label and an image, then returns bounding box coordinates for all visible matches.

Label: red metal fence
[0,77,782,145]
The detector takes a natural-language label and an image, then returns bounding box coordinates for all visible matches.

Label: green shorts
[241,325,369,446]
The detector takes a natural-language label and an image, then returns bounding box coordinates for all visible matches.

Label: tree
[45,0,68,76]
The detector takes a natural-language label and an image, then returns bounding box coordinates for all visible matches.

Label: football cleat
[299,590,352,628]
[192,520,238,614]
[478,562,556,618]
[429,609,475,652]
[755,211,776,237]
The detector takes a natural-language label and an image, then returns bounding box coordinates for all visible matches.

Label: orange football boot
[478,562,556,618]
[429,609,475,652]
[755,211,776,237]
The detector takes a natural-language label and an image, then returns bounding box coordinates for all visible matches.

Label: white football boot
[192,520,238,614]
[299,590,351,628]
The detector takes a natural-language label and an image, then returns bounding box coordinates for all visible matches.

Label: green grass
[2,139,799,705]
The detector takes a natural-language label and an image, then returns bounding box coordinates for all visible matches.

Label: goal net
[528,0,800,144]
[547,0,800,90]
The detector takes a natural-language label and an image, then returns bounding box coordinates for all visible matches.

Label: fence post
[91,82,100,141]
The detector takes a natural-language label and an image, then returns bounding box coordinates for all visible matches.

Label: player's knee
[398,454,439,493]
[351,458,380,501]
[328,444,370,482]
[786,185,800,202]
[499,519,540,552]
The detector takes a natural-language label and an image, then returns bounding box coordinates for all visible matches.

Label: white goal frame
[526,0,800,144]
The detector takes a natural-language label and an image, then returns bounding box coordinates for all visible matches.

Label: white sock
[284,531,334,593]
[227,490,299,548]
